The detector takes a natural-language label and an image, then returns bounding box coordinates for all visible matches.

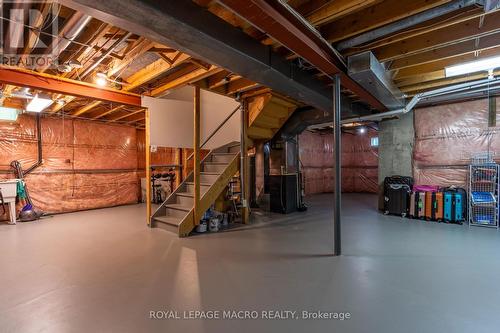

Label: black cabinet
[269,174,297,214]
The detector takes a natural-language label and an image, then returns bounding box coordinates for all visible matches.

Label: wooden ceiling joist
[388,32,500,71]
[304,0,382,27]
[342,6,484,56]
[374,10,500,62]
[92,105,126,119]
[394,45,500,79]
[150,65,222,97]
[320,0,452,43]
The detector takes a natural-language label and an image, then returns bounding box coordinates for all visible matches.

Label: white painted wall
[142,87,240,149]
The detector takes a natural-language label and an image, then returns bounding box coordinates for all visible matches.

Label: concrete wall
[378,112,414,208]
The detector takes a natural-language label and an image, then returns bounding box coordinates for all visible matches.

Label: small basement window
[370,137,379,147]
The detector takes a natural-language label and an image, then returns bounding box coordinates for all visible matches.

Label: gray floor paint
[1,193,500,333]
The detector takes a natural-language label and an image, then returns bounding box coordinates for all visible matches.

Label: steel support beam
[0,66,141,107]
[333,74,342,256]
[60,0,376,113]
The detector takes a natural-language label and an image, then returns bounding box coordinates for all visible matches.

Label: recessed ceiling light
[445,55,500,78]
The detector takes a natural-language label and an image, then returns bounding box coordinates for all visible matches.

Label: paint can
[209,217,220,232]
[196,221,207,233]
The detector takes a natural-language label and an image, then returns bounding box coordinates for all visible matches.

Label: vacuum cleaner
[10,160,43,222]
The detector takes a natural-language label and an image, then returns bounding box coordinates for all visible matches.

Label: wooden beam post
[175,148,182,188]
[193,86,201,225]
[145,108,152,226]
[241,100,250,224]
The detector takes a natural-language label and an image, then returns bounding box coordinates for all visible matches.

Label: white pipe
[342,76,500,124]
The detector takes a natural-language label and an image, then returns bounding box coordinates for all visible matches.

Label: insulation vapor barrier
[299,129,378,194]
[414,98,500,188]
[0,115,139,217]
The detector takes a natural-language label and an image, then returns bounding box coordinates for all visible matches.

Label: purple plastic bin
[413,185,440,192]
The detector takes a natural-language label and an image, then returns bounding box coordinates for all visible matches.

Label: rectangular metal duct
[348,51,405,109]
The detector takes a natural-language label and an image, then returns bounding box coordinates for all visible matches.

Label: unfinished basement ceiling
[0,1,273,128]
[198,0,500,97]
[3,0,500,127]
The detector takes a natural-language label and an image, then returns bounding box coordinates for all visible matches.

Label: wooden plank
[342,7,483,56]
[253,114,281,129]
[248,93,272,127]
[395,69,446,87]
[320,0,452,43]
[72,101,102,116]
[193,86,201,225]
[394,46,500,79]
[375,11,500,62]
[71,52,191,116]
[91,105,126,119]
[306,0,381,26]
[212,77,260,95]
[247,126,274,139]
[389,32,500,70]
[108,109,144,122]
[145,108,151,226]
[400,68,500,93]
[125,52,191,90]
[150,66,222,97]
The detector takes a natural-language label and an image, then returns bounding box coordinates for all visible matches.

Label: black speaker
[269,175,297,214]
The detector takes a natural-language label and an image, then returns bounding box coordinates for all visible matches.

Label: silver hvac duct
[3,1,31,55]
[38,12,92,72]
[348,51,406,109]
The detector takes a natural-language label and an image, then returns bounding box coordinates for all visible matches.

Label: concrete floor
[1,193,500,333]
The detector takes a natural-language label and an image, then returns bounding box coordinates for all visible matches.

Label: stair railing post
[145,107,152,226]
[194,86,201,225]
[240,99,250,224]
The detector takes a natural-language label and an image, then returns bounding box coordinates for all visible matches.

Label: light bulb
[96,76,107,87]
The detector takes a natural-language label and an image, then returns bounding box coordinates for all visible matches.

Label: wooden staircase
[247,93,298,140]
[151,142,240,237]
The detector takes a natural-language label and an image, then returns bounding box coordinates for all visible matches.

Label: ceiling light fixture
[445,55,500,78]
[95,72,108,87]
[26,94,54,112]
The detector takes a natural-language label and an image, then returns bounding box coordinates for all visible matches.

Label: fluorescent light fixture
[26,94,53,112]
[0,106,20,121]
[445,55,500,78]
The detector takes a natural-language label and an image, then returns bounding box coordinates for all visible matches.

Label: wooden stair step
[154,215,183,226]
[176,192,194,198]
[165,203,192,212]
[186,182,212,187]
